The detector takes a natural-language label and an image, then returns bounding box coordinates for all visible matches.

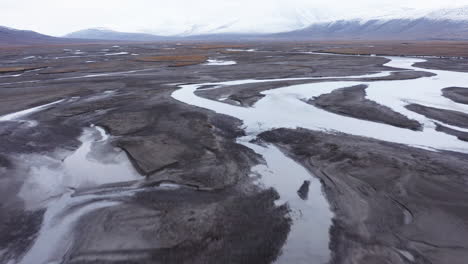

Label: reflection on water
[15,126,143,264]
[239,137,332,263]
[18,126,141,210]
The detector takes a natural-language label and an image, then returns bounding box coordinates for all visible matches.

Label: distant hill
[65,28,271,42]
[0,26,108,46]
[0,26,65,45]
[65,28,174,42]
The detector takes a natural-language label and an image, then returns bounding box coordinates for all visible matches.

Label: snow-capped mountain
[5,5,468,45]
[426,6,468,20]
[274,18,468,40]
[273,5,468,40]
[63,5,468,41]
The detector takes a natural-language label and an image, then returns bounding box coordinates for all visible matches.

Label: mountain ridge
[4,5,468,45]
[274,18,468,41]
[0,26,63,45]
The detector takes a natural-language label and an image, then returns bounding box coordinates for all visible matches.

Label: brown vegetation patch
[137,55,208,67]
[321,41,468,57]
[38,62,118,74]
[220,50,242,54]
[0,66,44,74]
[195,44,247,50]
[39,68,78,74]
[169,61,205,67]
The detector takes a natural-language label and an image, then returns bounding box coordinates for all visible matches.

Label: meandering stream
[171,54,468,262]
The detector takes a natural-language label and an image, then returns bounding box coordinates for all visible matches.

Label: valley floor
[1,41,468,264]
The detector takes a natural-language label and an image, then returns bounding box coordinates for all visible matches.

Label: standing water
[240,137,332,263]
[14,126,142,264]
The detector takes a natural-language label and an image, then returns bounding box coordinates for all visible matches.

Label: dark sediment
[435,123,468,142]
[97,98,258,190]
[416,58,468,73]
[297,180,310,200]
[406,104,468,129]
[0,209,45,261]
[442,87,468,105]
[0,43,303,263]
[66,188,290,264]
[309,84,422,130]
[259,128,468,264]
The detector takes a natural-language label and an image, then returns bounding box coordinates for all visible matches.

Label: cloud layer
[2,0,468,36]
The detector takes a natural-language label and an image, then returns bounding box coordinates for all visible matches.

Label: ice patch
[397,249,415,262]
[204,59,237,66]
[105,52,129,56]
[226,48,257,52]
[0,100,64,122]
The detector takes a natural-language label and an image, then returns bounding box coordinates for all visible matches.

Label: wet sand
[309,84,422,130]
[435,123,468,142]
[443,87,468,105]
[406,104,468,129]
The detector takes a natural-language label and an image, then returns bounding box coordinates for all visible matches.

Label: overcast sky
[2,0,468,36]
